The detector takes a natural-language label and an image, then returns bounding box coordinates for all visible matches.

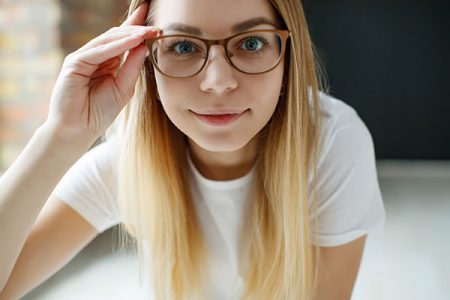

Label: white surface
[24,160,450,300]
[352,161,450,300]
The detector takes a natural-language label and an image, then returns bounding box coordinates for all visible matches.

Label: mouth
[190,109,249,126]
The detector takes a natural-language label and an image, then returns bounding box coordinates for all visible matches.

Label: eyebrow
[163,17,277,36]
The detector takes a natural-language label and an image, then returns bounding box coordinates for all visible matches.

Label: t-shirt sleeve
[310,106,386,247]
[49,136,121,233]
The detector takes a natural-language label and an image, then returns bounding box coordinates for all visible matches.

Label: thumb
[115,44,148,105]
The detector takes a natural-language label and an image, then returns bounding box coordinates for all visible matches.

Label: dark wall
[303,0,450,159]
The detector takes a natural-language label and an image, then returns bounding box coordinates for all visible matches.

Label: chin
[191,135,252,153]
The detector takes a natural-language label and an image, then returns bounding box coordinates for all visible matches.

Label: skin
[150,0,284,180]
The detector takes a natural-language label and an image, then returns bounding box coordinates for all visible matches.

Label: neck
[188,137,258,181]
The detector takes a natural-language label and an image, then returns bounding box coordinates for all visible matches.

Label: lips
[191,109,248,126]
[193,109,247,115]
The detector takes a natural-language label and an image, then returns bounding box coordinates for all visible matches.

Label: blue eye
[167,40,201,56]
[175,42,194,54]
[167,40,197,56]
[239,36,267,53]
[243,39,261,51]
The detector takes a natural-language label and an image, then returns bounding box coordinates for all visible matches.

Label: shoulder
[308,92,385,247]
[82,134,120,174]
[50,134,122,233]
[53,134,121,198]
[91,134,120,159]
[314,92,374,167]
[317,91,367,138]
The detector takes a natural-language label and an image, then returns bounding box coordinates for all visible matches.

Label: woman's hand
[45,2,159,146]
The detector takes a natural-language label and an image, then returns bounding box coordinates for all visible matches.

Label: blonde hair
[107,0,326,298]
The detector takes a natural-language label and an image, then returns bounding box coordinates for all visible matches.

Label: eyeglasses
[145,29,290,78]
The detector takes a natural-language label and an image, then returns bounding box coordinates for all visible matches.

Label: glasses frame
[145,29,291,78]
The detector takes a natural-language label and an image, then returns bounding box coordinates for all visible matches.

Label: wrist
[36,121,98,154]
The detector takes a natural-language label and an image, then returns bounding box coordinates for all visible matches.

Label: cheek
[154,73,168,99]
[154,72,195,104]
[154,75,182,116]
[153,73,195,131]
[153,75,179,125]
[249,65,284,108]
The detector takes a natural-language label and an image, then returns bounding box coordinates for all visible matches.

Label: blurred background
[303,0,450,160]
[0,0,449,299]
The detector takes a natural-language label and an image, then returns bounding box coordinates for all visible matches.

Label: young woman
[0,0,385,299]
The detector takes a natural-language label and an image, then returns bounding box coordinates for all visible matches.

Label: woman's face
[150,0,284,152]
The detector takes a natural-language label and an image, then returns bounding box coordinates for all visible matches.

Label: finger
[75,26,160,53]
[75,30,156,67]
[91,57,121,79]
[101,56,122,69]
[114,44,148,106]
[121,2,149,27]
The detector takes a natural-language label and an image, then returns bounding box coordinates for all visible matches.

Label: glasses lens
[151,36,207,77]
[228,31,282,74]
[149,31,284,77]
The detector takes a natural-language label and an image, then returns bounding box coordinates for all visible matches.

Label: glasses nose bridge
[205,38,231,61]
[206,38,226,48]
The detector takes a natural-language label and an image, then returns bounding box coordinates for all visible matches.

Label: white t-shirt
[51,92,385,299]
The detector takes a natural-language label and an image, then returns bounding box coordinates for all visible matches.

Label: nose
[199,45,238,95]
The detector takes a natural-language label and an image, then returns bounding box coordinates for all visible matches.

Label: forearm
[313,237,367,300]
[0,123,93,290]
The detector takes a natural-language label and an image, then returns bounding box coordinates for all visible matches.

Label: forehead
[149,0,279,37]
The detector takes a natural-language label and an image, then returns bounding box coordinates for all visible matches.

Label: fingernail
[148,27,161,35]
[148,28,159,35]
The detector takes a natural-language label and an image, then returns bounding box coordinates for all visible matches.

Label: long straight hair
[107,0,326,298]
